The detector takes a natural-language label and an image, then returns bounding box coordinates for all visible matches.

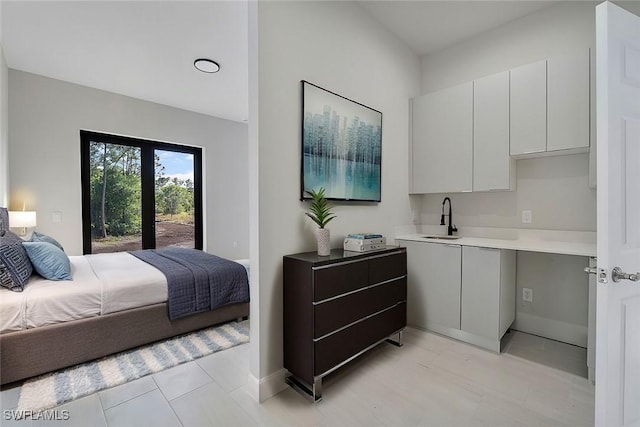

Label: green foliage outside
[157,181,193,218]
[89,142,194,239]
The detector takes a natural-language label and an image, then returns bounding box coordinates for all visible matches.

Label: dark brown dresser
[283,246,407,401]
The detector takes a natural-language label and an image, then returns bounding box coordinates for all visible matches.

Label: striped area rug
[18,321,249,412]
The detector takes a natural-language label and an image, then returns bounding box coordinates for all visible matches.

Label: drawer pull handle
[313,303,404,342]
[313,276,407,305]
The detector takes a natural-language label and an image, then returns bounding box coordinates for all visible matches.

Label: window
[80,131,203,254]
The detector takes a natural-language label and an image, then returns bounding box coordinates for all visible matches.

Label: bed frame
[0,302,249,386]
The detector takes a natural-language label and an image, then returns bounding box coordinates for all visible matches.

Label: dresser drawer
[313,259,368,301]
[314,277,407,338]
[368,276,407,312]
[314,302,406,376]
[368,251,407,284]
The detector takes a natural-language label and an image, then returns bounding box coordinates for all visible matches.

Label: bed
[0,214,249,386]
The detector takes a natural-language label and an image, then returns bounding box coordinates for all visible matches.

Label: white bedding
[89,252,167,315]
[0,252,250,334]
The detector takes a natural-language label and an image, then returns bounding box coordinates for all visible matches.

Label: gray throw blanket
[129,247,249,320]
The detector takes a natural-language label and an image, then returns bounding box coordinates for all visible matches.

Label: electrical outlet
[522,210,532,224]
[522,288,533,302]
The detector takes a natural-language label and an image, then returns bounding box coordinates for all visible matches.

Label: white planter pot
[315,228,330,256]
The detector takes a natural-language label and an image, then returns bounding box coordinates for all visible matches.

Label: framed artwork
[301,81,382,202]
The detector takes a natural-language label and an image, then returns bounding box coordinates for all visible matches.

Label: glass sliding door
[154,150,195,249]
[87,141,142,253]
[81,131,203,254]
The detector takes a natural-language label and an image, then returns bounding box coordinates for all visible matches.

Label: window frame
[80,130,203,254]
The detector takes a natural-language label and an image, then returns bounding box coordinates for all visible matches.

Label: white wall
[0,45,7,208]
[417,1,597,345]
[249,1,421,399]
[8,70,249,258]
[514,252,590,347]
[0,0,8,207]
[418,154,596,231]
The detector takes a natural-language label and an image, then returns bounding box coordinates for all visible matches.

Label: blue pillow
[0,230,33,291]
[22,241,72,281]
[30,231,65,252]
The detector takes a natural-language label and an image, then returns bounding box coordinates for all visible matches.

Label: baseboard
[411,322,501,353]
[247,368,288,403]
[512,312,587,348]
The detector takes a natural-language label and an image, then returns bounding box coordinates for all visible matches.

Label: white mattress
[0,253,250,334]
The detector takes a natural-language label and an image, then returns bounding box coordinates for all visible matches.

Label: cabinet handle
[312,258,364,270]
[367,250,404,260]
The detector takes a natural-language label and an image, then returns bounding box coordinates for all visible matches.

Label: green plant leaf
[304,187,336,229]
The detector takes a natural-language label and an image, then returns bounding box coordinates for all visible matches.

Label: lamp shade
[8,211,37,228]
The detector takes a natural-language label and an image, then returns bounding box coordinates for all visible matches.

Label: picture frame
[300,81,382,202]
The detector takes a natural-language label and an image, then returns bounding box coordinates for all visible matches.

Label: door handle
[612,267,640,283]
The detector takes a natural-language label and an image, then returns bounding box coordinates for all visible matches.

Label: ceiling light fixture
[194,58,220,74]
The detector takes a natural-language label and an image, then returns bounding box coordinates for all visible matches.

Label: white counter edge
[395,234,596,257]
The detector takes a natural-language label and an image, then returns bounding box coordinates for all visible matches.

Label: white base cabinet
[405,241,461,331]
[402,240,516,352]
[461,246,516,352]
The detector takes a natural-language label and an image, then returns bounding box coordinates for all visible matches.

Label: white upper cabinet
[410,82,473,194]
[547,49,590,152]
[510,59,547,156]
[473,70,514,191]
[510,48,591,157]
[410,48,591,194]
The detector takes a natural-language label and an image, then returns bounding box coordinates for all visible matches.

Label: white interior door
[596,2,640,426]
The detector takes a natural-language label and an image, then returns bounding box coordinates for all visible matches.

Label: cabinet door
[411,82,473,193]
[547,49,590,152]
[510,60,547,156]
[403,241,461,330]
[461,246,501,340]
[473,71,513,191]
[461,246,516,343]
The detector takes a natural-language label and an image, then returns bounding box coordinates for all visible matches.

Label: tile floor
[0,328,594,427]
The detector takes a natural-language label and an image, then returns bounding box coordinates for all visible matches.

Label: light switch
[52,211,62,223]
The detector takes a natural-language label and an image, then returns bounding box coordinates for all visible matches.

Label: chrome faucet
[440,197,458,236]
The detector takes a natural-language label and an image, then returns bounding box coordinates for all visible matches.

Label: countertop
[395,228,596,257]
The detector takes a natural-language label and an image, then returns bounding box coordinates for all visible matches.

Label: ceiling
[358,1,559,56]
[1,1,249,122]
[1,1,562,123]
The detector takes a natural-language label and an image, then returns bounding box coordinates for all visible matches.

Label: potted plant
[305,187,336,256]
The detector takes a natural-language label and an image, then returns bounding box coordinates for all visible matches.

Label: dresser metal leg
[386,329,404,347]
[285,373,323,402]
[313,376,323,402]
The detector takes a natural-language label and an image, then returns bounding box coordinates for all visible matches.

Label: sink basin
[422,235,461,240]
